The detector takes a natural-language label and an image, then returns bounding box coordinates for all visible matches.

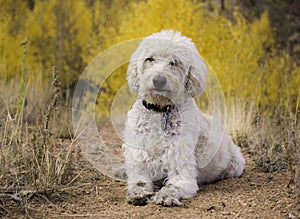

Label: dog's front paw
[127,181,153,206]
[151,185,182,206]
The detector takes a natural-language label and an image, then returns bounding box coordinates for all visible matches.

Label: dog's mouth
[143,93,172,106]
[151,88,169,92]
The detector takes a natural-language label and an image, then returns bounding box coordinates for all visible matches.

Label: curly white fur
[121,30,245,206]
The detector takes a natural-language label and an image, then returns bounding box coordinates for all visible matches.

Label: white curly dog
[121,30,245,206]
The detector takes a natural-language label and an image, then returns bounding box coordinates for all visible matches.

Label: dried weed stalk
[0,66,76,217]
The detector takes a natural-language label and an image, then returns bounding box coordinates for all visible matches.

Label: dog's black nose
[153,75,167,89]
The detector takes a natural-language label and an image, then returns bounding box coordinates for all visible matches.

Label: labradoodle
[119,30,245,206]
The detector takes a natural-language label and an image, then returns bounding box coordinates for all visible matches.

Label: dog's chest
[135,111,182,157]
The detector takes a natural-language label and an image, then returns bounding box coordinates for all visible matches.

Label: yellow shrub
[96,0,299,120]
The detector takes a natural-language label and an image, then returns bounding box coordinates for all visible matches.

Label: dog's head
[127,30,207,106]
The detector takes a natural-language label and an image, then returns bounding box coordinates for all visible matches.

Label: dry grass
[225,94,299,215]
[297,140,300,213]
[0,67,76,216]
[225,92,299,175]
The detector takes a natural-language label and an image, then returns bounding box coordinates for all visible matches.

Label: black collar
[142,99,175,113]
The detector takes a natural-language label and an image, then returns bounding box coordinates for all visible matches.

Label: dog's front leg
[125,163,154,206]
[151,155,199,206]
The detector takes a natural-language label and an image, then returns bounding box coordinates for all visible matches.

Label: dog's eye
[169,59,179,67]
[145,57,155,62]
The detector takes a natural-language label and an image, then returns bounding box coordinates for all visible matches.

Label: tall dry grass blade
[295,90,300,213]
[45,66,61,132]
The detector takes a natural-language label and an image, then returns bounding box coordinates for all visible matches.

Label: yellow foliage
[0,0,299,120]
[100,0,299,117]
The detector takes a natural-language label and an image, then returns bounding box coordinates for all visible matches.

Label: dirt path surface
[6,126,298,218]
[27,157,297,219]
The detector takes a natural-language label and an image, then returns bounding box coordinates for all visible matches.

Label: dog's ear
[127,53,140,93]
[185,51,207,97]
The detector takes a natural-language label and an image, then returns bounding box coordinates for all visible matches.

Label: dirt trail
[10,126,296,219]
[25,155,296,218]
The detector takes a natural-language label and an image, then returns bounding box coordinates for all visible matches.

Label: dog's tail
[226,144,246,178]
